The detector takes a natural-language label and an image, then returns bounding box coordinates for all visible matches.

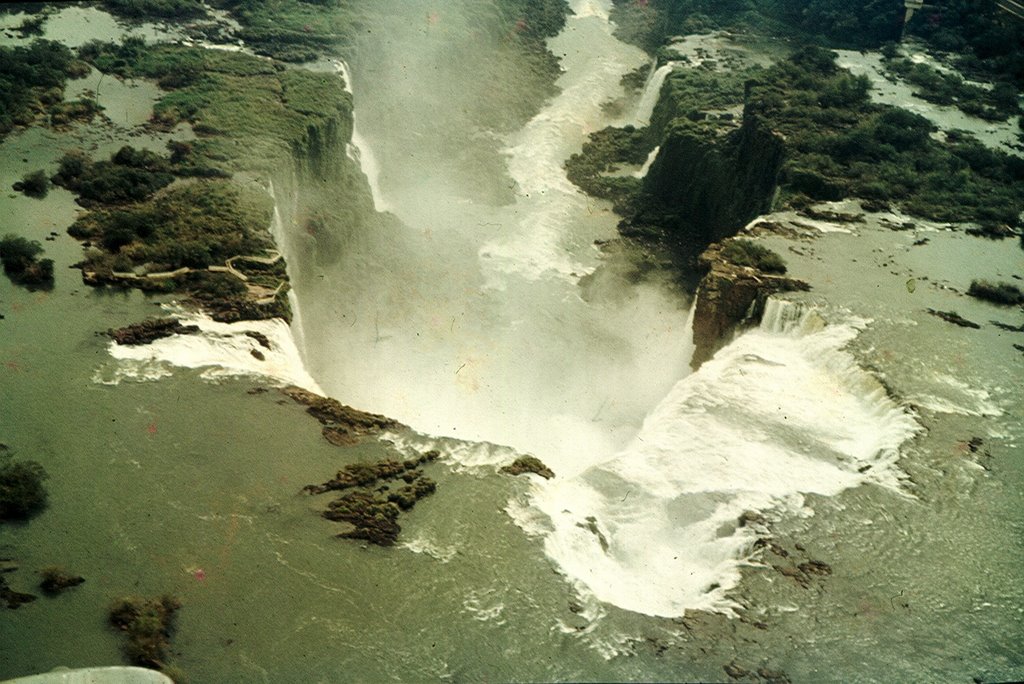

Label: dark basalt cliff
[628,105,784,262]
[690,241,809,370]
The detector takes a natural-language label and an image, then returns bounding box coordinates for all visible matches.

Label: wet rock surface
[304,451,440,546]
[281,385,405,445]
[108,318,200,345]
[690,241,810,369]
[926,308,981,329]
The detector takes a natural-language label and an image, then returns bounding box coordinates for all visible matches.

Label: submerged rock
[926,309,981,329]
[39,566,85,595]
[108,594,181,672]
[724,662,751,680]
[500,456,555,479]
[1,574,37,609]
[108,318,200,345]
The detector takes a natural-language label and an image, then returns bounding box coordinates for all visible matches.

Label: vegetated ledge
[690,239,809,370]
[570,43,1024,363]
[62,38,361,324]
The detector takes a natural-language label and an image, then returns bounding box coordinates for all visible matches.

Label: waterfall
[333,59,390,213]
[632,63,674,127]
[281,0,918,621]
[529,301,918,617]
[632,145,660,178]
[759,296,826,335]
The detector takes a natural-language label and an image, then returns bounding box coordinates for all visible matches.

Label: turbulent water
[286,0,919,619]
[4,3,1023,682]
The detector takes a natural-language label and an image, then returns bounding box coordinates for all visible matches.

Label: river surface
[1,3,1023,683]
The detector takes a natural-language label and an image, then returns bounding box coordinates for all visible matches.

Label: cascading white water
[296,0,691,476]
[292,2,918,619]
[633,145,660,178]
[334,60,389,213]
[527,296,918,617]
[632,63,674,127]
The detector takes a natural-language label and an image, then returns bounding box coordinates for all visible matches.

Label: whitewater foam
[633,64,674,127]
[333,60,390,212]
[104,309,322,392]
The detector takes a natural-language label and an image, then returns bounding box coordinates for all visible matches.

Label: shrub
[721,239,788,274]
[967,280,1024,306]
[14,169,49,198]
[0,453,48,522]
[0,234,54,287]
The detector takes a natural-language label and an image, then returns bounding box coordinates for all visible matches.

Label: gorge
[1,1,1022,682]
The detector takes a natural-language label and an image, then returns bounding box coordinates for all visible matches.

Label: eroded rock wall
[690,242,809,370]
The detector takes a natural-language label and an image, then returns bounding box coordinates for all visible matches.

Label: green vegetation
[753,47,1024,227]
[109,594,182,675]
[967,279,1024,305]
[0,235,54,288]
[101,0,208,20]
[0,452,48,522]
[55,142,288,321]
[610,0,902,54]
[565,125,650,211]
[572,47,1023,276]
[720,239,787,273]
[13,169,49,198]
[0,40,90,138]
[53,147,177,206]
[610,0,1022,95]
[69,178,273,270]
[906,0,1024,90]
[883,55,1020,122]
[80,38,351,172]
[567,66,759,219]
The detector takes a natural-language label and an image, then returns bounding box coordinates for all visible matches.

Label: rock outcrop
[628,108,785,262]
[304,451,440,546]
[500,456,555,480]
[108,318,200,345]
[281,385,404,445]
[690,241,809,369]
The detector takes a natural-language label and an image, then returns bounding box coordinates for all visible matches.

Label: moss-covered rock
[282,386,404,445]
[0,452,48,522]
[690,240,809,369]
[108,594,181,673]
[500,456,555,480]
[108,318,201,346]
[304,451,440,546]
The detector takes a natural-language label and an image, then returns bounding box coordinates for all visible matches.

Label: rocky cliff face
[271,99,382,277]
[632,109,784,260]
[690,241,809,370]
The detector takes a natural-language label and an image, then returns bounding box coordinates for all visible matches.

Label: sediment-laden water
[2,3,1022,683]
